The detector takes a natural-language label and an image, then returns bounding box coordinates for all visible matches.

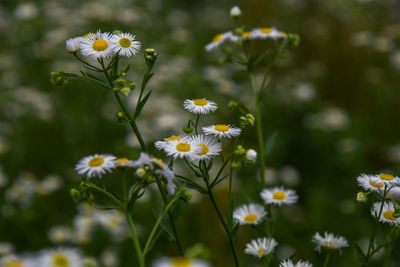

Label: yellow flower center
[92,39,108,51]
[369,181,383,188]
[273,191,286,200]
[193,99,208,106]
[257,248,265,256]
[323,241,333,249]
[383,210,397,221]
[244,213,258,223]
[88,157,104,167]
[83,33,95,38]
[153,157,166,166]
[119,37,132,48]
[261,28,272,34]
[214,124,229,132]
[52,254,69,267]
[117,158,129,164]
[380,174,394,181]
[176,142,191,152]
[171,258,191,267]
[242,32,252,38]
[212,33,223,43]
[199,144,209,155]
[166,136,180,143]
[4,261,23,267]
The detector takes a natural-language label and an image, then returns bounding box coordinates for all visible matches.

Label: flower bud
[287,33,300,47]
[120,86,131,96]
[116,78,125,86]
[66,37,82,53]
[112,30,122,34]
[232,161,241,168]
[245,149,257,164]
[234,145,246,156]
[357,192,367,202]
[230,6,241,18]
[182,191,192,202]
[84,257,99,267]
[136,167,146,178]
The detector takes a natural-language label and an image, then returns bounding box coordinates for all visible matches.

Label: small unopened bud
[235,28,244,36]
[136,167,146,178]
[120,86,131,96]
[66,37,82,53]
[112,30,122,34]
[70,188,81,203]
[232,161,241,168]
[128,82,136,89]
[113,87,119,93]
[357,192,367,202]
[116,78,125,86]
[234,145,246,156]
[182,191,192,202]
[230,6,242,19]
[245,149,257,164]
[145,48,156,55]
[288,33,300,47]
[183,126,193,134]
[145,55,152,60]
[246,113,255,124]
[84,257,99,267]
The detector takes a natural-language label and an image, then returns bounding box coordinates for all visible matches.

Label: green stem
[382,227,400,267]
[87,183,122,206]
[154,177,184,256]
[143,194,180,256]
[249,72,266,187]
[205,179,240,267]
[126,212,145,267]
[194,114,200,134]
[322,252,331,267]
[98,59,147,152]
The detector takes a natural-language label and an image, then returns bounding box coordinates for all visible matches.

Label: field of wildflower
[1,0,400,267]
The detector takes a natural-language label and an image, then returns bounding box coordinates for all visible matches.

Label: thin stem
[382,227,399,267]
[205,179,240,267]
[87,183,122,206]
[72,53,103,71]
[154,177,184,256]
[194,114,200,135]
[143,194,180,256]
[98,59,147,152]
[126,212,145,267]
[322,252,331,267]
[249,72,266,187]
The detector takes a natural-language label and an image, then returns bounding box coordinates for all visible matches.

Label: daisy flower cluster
[0,247,88,267]
[74,152,177,195]
[155,97,240,162]
[66,30,141,59]
[356,173,400,226]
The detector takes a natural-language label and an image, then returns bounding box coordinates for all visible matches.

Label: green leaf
[134,91,152,119]
[123,64,131,73]
[227,199,235,229]
[230,222,240,238]
[177,177,207,194]
[264,131,278,156]
[152,210,176,242]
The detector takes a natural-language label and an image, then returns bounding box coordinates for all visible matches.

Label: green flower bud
[113,87,119,93]
[183,126,193,134]
[120,86,131,96]
[182,191,192,202]
[84,257,99,267]
[112,30,122,34]
[234,145,246,156]
[116,78,125,86]
[357,192,367,202]
[232,161,241,168]
[287,33,300,47]
[145,48,156,55]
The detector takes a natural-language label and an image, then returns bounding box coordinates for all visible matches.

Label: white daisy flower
[132,152,153,168]
[202,124,241,139]
[233,203,267,225]
[152,257,211,267]
[1,255,36,267]
[80,31,115,60]
[280,259,313,267]
[110,32,141,57]
[371,201,400,226]
[205,31,239,52]
[230,6,241,18]
[241,31,258,40]
[183,98,217,115]
[251,27,286,40]
[312,232,349,253]
[260,187,298,206]
[75,154,116,178]
[66,37,83,53]
[155,135,187,150]
[115,157,134,168]
[39,247,84,267]
[244,237,277,258]
[357,173,385,193]
[163,139,201,161]
[374,173,400,187]
[189,135,222,161]
[153,157,176,195]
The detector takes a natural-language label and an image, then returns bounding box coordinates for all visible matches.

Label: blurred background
[0,0,400,266]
